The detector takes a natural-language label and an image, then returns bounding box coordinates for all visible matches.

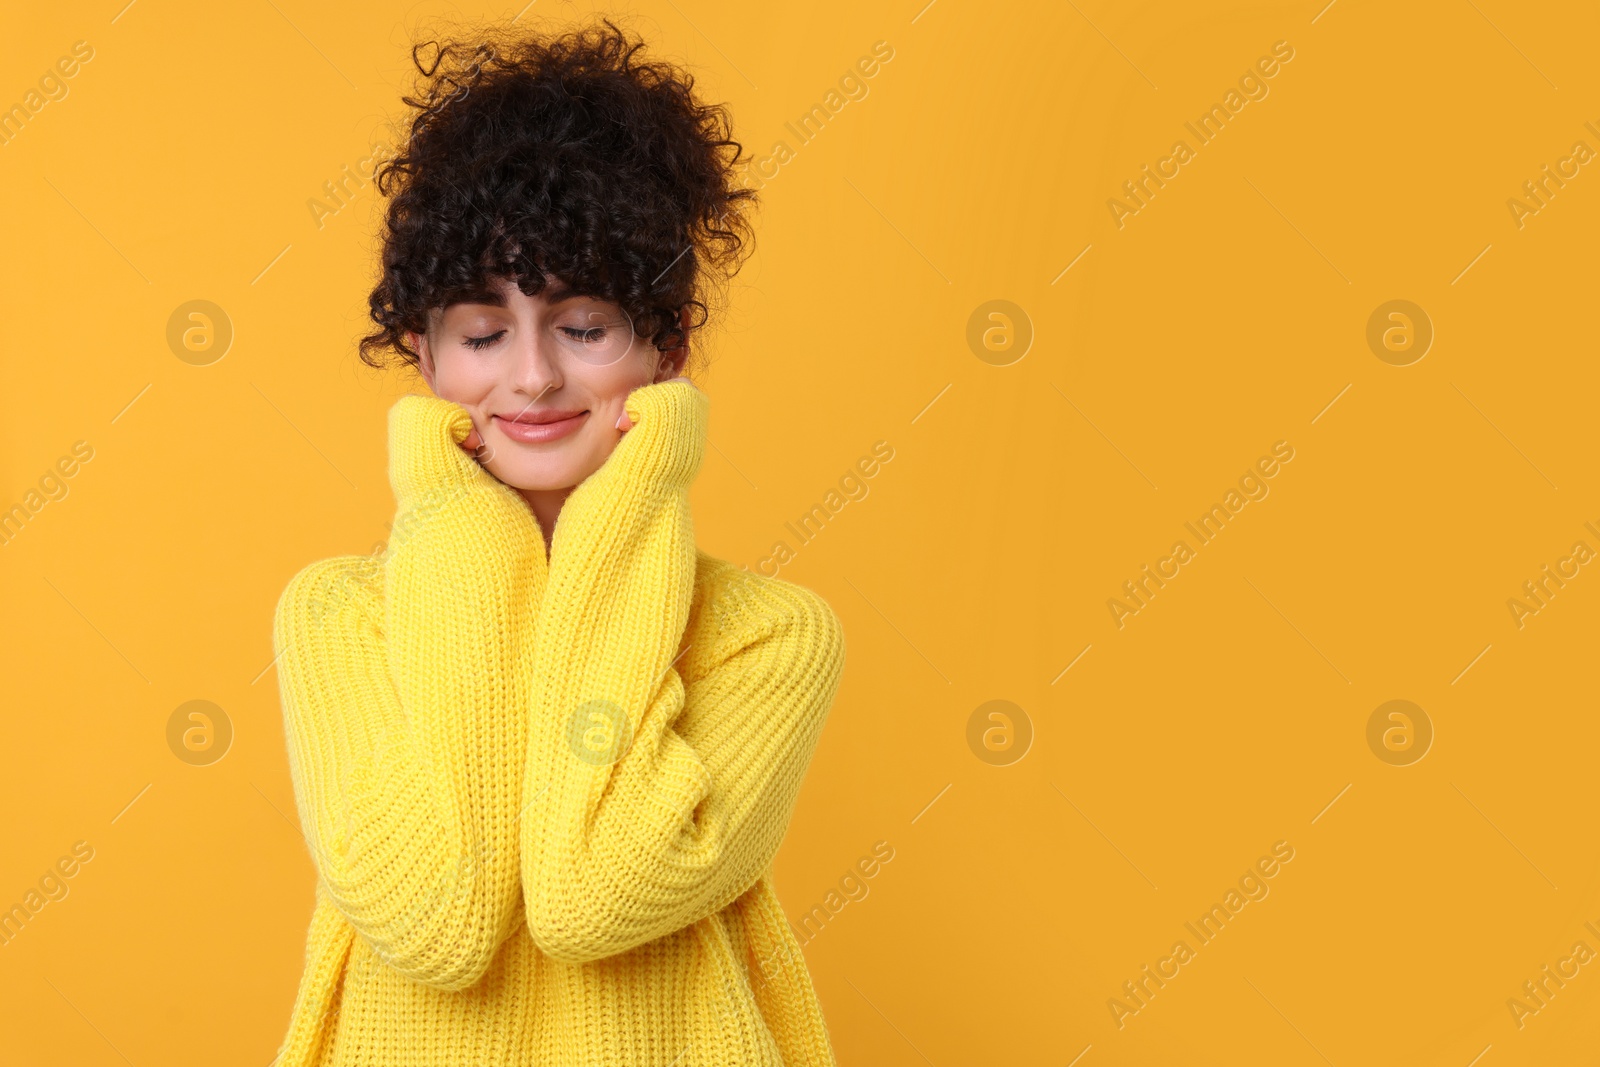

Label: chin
[486,449,588,492]
[494,465,573,493]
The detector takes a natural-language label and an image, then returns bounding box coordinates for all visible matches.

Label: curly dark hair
[357,16,758,373]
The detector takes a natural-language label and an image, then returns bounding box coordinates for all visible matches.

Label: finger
[459,425,483,453]
[616,376,695,433]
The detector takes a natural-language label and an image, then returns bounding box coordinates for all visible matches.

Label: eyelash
[462,330,505,351]
[461,326,606,351]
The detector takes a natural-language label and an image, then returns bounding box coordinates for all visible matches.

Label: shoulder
[690,550,842,635]
[273,554,384,644]
[683,550,845,681]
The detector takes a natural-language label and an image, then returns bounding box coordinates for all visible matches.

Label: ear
[654,307,692,382]
[411,330,436,393]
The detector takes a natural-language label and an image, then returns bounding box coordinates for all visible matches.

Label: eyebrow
[444,281,587,309]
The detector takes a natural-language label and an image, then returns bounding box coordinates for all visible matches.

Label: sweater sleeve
[518,380,846,964]
[273,394,546,991]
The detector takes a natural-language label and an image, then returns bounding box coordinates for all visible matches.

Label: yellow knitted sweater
[269,380,847,1066]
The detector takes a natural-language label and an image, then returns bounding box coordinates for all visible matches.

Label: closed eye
[462,329,506,351]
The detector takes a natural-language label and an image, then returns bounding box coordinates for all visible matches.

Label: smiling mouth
[492,410,589,443]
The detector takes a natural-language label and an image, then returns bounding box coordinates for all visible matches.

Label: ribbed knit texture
[269,380,846,1067]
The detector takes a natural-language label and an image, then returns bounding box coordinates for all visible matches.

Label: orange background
[3,1,1598,1064]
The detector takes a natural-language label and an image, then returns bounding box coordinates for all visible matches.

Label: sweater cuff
[386,394,491,505]
[616,380,709,493]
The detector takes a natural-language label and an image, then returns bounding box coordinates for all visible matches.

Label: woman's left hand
[616,376,697,432]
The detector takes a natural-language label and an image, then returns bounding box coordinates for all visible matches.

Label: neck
[518,485,575,558]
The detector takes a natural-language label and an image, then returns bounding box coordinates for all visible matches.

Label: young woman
[269,19,847,1066]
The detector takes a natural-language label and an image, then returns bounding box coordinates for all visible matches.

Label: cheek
[579,357,659,413]
[430,354,498,403]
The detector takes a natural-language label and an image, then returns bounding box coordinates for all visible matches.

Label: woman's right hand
[457,418,487,459]
[388,394,503,506]
[382,392,546,661]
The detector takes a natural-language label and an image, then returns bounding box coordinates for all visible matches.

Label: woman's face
[411,273,686,493]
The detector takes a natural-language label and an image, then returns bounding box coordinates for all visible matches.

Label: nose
[511,324,562,402]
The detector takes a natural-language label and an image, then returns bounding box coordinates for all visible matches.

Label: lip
[493,410,588,443]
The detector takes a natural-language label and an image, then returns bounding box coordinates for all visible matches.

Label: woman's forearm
[276,395,545,990]
[519,381,846,964]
